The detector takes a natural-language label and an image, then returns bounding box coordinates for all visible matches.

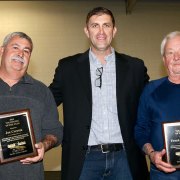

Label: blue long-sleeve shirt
[135,77,180,151]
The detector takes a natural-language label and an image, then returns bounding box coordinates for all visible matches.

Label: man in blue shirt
[135,31,180,179]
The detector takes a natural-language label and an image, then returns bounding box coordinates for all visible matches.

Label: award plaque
[0,109,37,164]
[162,121,180,168]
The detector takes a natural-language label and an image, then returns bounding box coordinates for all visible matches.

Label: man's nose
[174,51,180,60]
[99,26,105,34]
[18,50,24,57]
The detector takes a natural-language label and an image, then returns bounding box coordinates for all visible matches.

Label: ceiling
[1,0,180,14]
[125,0,137,14]
[125,0,180,14]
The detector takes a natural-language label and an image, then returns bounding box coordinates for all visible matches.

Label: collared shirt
[0,74,63,180]
[88,48,123,145]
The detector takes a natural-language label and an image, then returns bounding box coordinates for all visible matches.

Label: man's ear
[113,27,117,38]
[84,27,89,38]
[0,46,4,56]
[162,56,165,63]
[162,56,168,68]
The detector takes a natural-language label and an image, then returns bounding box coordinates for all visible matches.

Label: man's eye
[13,46,18,49]
[165,51,174,58]
[91,24,98,28]
[168,51,173,54]
[166,51,173,55]
[24,49,31,54]
[104,24,110,28]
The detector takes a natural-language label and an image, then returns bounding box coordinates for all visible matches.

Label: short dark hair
[86,7,115,27]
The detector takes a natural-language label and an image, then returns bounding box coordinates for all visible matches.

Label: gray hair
[160,31,180,56]
[2,32,33,52]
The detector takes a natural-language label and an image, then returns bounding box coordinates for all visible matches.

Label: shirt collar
[89,47,115,66]
[19,73,34,84]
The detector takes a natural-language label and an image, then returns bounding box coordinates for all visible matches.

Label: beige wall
[0,1,180,171]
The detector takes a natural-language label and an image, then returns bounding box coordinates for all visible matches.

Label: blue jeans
[79,149,133,180]
[150,165,180,180]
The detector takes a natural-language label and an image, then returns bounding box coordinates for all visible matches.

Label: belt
[88,143,124,153]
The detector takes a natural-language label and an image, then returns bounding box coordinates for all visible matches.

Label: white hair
[160,31,180,56]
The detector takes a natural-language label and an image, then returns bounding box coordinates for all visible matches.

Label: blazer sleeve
[49,59,64,106]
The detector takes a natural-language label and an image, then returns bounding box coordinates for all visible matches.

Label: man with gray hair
[0,32,63,180]
[135,31,180,179]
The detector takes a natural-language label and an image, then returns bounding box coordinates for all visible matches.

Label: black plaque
[0,109,37,164]
[162,121,180,168]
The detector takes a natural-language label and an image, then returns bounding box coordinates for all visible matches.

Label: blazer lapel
[76,51,129,111]
[116,52,129,100]
[115,52,130,128]
[77,50,92,105]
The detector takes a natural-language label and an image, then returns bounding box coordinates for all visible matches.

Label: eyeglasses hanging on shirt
[95,67,103,88]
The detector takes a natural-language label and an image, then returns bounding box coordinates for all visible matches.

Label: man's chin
[172,69,180,75]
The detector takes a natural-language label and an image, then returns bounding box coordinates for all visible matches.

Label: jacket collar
[77,50,92,105]
[76,50,130,105]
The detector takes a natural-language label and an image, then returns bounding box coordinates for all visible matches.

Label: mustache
[11,56,25,64]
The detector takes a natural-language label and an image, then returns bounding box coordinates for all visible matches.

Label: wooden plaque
[0,109,37,164]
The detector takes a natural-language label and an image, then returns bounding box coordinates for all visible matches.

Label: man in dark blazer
[49,7,149,180]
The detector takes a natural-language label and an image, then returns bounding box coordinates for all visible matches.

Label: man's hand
[20,134,57,164]
[149,149,176,173]
[143,143,176,173]
[20,142,45,164]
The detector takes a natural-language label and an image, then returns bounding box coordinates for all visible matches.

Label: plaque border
[162,121,180,168]
[0,109,37,164]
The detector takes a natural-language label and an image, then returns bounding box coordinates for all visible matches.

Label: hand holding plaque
[0,109,37,164]
[162,121,180,168]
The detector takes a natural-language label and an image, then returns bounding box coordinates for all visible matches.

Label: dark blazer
[49,50,149,180]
